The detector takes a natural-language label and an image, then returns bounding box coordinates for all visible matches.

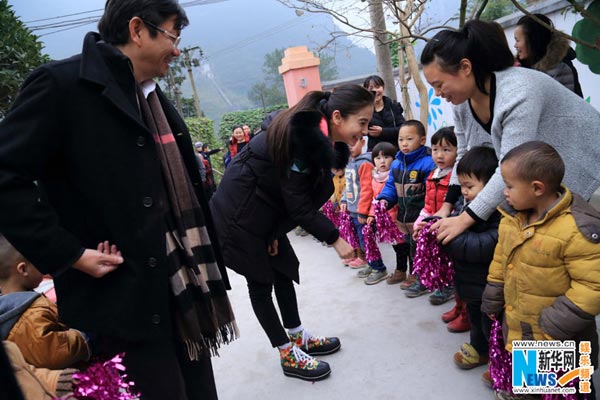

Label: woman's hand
[267,239,279,256]
[332,237,354,259]
[367,125,383,137]
[431,211,475,245]
[73,241,123,278]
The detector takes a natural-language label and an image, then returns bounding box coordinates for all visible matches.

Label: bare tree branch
[474,0,489,20]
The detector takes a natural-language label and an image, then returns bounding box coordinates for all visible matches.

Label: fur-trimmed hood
[289,110,350,174]
[533,33,572,72]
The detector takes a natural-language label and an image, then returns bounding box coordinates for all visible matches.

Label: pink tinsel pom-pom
[322,200,338,226]
[488,319,512,393]
[337,210,360,249]
[372,201,404,244]
[57,353,139,400]
[361,224,381,262]
[412,220,453,291]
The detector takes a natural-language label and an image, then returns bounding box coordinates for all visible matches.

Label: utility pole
[368,0,396,101]
[167,68,183,116]
[182,46,204,118]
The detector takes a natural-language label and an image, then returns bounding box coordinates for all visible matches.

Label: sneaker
[482,369,493,388]
[405,282,429,298]
[386,269,407,285]
[279,345,331,381]
[399,274,417,290]
[341,257,356,267]
[429,287,454,305]
[348,257,368,269]
[365,269,387,285]
[356,266,372,278]
[288,329,341,356]
[453,343,489,370]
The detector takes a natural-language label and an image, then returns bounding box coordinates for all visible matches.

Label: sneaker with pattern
[279,345,331,381]
[289,328,341,356]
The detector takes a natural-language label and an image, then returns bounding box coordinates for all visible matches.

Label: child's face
[458,173,485,203]
[232,128,245,143]
[431,138,457,170]
[398,126,426,154]
[501,160,536,211]
[373,152,394,173]
[330,105,372,146]
[332,168,345,177]
[349,139,364,158]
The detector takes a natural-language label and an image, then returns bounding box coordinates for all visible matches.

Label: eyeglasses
[142,19,181,48]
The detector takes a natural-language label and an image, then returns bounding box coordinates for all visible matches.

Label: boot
[441,297,463,323]
[447,301,470,332]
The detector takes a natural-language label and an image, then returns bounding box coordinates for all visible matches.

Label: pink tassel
[372,201,404,244]
[338,210,360,249]
[56,353,139,399]
[361,224,381,262]
[412,220,453,291]
[322,200,338,226]
[488,319,512,393]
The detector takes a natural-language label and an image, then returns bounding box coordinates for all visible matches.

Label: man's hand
[73,241,123,278]
[267,239,279,256]
[332,237,354,259]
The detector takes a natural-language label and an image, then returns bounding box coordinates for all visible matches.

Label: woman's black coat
[367,95,405,151]
[210,111,348,284]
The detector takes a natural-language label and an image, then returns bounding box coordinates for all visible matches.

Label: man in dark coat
[0,1,235,399]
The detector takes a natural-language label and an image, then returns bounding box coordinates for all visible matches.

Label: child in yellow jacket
[482,141,600,399]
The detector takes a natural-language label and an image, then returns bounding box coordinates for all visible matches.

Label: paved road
[212,233,600,400]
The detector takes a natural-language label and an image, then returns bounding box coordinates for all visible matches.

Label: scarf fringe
[184,321,240,361]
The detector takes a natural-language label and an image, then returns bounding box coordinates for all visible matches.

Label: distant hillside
[178,0,376,123]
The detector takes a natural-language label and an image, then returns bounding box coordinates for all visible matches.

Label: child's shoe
[386,269,407,284]
[356,266,372,278]
[288,329,341,356]
[453,343,489,369]
[441,301,460,323]
[405,281,429,298]
[349,257,368,269]
[447,307,470,332]
[399,274,417,289]
[279,345,331,381]
[365,269,387,285]
[341,257,356,267]
[429,287,454,305]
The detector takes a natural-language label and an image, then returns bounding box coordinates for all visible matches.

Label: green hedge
[217,104,288,144]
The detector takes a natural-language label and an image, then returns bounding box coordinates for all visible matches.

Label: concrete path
[212,234,600,400]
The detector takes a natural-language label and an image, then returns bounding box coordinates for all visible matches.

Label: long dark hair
[420,20,513,95]
[516,14,554,67]
[267,84,373,170]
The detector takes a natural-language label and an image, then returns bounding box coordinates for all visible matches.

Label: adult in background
[514,13,583,96]
[195,142,220,200]
[362,75,405,151]
[420,19,600,245]
[210,85,373,381]
[0,1,237,399]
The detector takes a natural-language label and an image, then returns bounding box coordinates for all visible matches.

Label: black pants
[96,336,217,400]
[392,242,413,273]
[466,300,492,355]
[247,269,301,347]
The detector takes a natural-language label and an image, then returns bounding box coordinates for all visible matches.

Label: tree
[248,47,338,108]
[0,0,50,117]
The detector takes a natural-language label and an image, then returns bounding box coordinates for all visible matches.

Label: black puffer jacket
[443,200,501,302]
[210,110,349,284]
[367,96,405,151]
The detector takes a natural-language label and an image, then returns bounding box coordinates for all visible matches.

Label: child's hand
[267,239,278,256]
[366,216,374,225]
[358,216,367,224]
[332,237,354,259]
[379,199,388,208]
[340,203,347,212]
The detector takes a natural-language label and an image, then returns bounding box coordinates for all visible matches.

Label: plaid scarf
[137,86,238,360]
